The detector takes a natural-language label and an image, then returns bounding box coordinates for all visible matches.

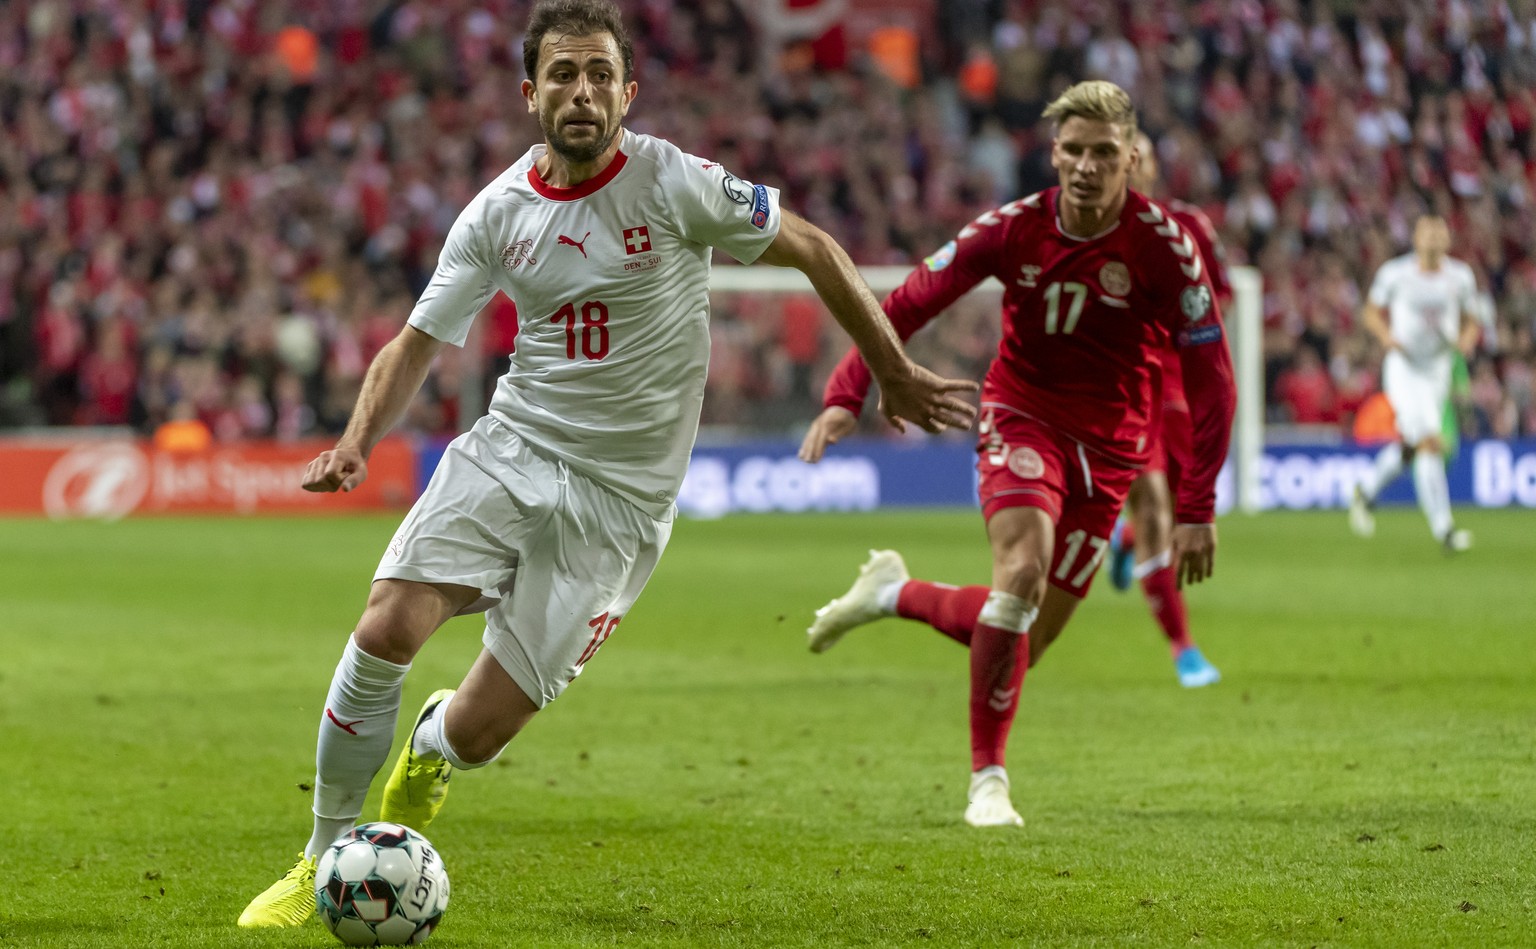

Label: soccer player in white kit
[236,0,978,928]
[1349,215,1480,551]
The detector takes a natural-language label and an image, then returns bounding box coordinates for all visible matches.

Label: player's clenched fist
[302,447,369,493]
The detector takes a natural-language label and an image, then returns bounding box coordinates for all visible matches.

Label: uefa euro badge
[1180,284,1212,322]
[925,240,957,272]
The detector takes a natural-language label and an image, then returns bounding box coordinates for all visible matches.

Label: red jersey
[823,187,1236,522]
[1156,198,1232,414]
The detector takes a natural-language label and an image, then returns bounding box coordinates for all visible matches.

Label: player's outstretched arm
[303,325,444,493]
[756,210,977,434]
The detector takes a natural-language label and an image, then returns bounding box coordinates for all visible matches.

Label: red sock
[896,581,989,646]
[1140,565,1193,652]
[969,624,1029,771]
[1118,518,1137,548]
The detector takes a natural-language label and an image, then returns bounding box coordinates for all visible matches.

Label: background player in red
[1099,131,1233,688]
[799,81,1237,828]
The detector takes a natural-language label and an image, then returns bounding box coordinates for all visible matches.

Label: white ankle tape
[978,591,1036,633]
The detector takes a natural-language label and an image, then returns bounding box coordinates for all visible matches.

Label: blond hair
[1043,80,1138,139]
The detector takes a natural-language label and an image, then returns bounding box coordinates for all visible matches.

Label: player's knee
[993,553,1048,601]
[353,580,458,664]
[351,625,415,665]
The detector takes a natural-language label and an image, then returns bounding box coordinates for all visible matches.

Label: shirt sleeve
[407,197,498,347]
[663,151,781,264]
[822,221,1002,415]
[1146,214,1236,524]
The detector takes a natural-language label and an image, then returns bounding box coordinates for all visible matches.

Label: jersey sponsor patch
[750,184,770,228]
[1180,284,1212,322]
[1099,261,1131,296]
[925,240,957,272]
[1179,324,1224,346]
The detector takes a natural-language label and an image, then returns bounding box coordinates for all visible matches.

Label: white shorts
[1383,352,1450,446]
[375,415,672,707]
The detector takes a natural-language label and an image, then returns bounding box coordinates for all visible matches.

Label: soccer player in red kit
[1100,131,1234,688]
[799,82,1237,827]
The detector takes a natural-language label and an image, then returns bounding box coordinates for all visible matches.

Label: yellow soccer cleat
[380,689,456,832]
[236,852,317,927]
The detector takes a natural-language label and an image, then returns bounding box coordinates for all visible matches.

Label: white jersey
[408,130,782,516]
[1366,254,1476,370]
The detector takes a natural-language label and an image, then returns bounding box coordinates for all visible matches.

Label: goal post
[1228,265,1264,515]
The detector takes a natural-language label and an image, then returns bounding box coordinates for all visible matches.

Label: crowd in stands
[2,0,1535,446]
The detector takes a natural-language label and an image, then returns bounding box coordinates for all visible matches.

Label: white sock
[1413,450,1454,539]
[1365,442,1403,500]
[411,692,501,771]
[306,636,410,857]
[971,764,1008,783]
[874,580,911,613]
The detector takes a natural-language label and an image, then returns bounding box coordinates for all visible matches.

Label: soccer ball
[315,822,450,946]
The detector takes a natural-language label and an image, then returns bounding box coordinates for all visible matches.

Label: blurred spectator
[1275,346,1340,425]
[153,400,213,454]
[1,0,1535,445]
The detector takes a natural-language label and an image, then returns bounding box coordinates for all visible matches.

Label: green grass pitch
[2,508,1532,948]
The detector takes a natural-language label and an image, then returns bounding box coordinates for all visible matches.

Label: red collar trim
[528,150,629,201]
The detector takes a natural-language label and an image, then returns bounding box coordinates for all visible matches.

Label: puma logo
[326,708,363,735]
[557,232,591,258]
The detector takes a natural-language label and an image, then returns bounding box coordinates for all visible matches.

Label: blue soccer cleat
[1174,647,1221,688]
[1108,518,1134,592]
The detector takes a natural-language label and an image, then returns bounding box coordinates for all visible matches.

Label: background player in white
[1350,215,1480,552]
[237,0,977,928]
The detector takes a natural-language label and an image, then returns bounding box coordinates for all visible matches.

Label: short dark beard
[540,109,618,165]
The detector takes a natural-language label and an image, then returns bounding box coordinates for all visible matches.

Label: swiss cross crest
[622,226,652,255]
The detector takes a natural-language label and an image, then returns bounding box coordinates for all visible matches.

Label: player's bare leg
[1125,472,1219,687]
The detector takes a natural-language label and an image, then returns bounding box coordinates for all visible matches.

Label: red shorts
[976,408,1140,596]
